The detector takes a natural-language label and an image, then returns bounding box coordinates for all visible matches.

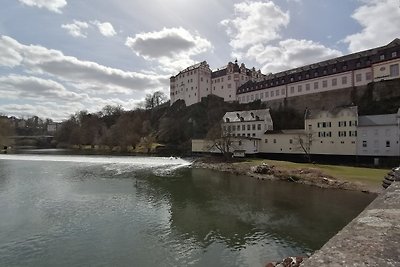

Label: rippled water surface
[0,153,375,266]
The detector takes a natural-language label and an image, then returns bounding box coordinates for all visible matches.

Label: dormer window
[380,54,385,60]
[343,65,348,70]
[314,72,318,77]
[250,112,254,118]
[225,118,230,123]
[332,67,336,72]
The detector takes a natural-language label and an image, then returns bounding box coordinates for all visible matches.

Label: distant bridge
[8,135,55,148]
[9,135,54,139]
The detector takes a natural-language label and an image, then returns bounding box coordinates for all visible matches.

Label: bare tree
[293,132,314,163]
[205,122,235,160]
[145,91,168,109]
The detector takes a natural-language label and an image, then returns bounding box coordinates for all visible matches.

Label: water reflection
[139,168,375,253]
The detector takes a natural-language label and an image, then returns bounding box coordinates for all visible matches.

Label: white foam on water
[0,154,192,174]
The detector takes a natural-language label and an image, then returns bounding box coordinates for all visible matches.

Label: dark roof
[237,38,400,94]
[358,112,400,126]
[211,68,228,78]
[305,106,358,120]
[264,129,305,135]
[211,62,255,79]
[173,61,208,77]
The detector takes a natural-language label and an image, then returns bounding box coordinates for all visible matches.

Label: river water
[0,153,375,266]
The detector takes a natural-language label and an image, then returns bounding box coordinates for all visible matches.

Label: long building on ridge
[237,39,400,103]
[171,39,400,107]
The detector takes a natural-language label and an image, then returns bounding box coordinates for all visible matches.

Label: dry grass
[238,159,389,187]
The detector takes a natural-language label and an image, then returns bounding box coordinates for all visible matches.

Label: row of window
[224,124,262,132]
[175,69,197,79]
[229,133,257,137]
[239,70,375,99]
[318,131,357,137]
[238,54,400,93]
[239,88,286,102]
[264,139,356,145]
[362,140,392,148]
[213,75,249,84]
[316,121,358,128]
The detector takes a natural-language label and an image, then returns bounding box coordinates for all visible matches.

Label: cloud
[91,21,117,37]
[221,1,289,49]
[0,102,84,121]
[0,75,86,101]
[0,35,168,94]
[344,0,400,52]
[0,35,171,119]
[61,20,89,38]
[18,0,67,13]
[125,27,212,73]
[221,1,342,73]
[61,20,117,38]
[246,39,342,73]
[0,36,23,67]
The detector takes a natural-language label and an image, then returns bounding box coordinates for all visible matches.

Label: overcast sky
[0,0,399,121]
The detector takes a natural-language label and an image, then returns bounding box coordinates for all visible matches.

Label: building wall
[211,74,240,102]
[222,109,274,139]
[357,125,400,156]
[260,133,306,154]
[170,63,212,106]
[306,109,358,155]
[192,138,259,154]
[373,58,400,81]
[237,68,375,104]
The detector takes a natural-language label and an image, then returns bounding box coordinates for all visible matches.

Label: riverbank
[192,157,388,194]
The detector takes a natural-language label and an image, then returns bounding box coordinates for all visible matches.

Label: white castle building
[170,39,400,106]
[169,61,264,106]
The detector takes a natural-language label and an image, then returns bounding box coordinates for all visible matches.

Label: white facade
[261,130,307,154]
[170,61,212,106]
[192,137,260,155]
[170,61,264,106]
[191,106,400,158]
[222,109,273,139]
[357,111,400,156]
[237,39,400,104]
[305,106,358,155]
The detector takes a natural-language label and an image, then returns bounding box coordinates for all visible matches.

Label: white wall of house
[357,125,400,156]
[192,138,260,155]
[260,131,307,154]
[222,109,273,139]
[306,107,358,155]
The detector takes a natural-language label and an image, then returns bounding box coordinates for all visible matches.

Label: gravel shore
[192,158,381,194]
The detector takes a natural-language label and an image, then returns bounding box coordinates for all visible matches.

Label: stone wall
[302,182,400,266]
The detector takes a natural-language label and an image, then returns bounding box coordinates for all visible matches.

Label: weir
[303,182,400,266]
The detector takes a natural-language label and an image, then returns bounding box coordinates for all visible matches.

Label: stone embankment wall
[265,78,400,114]
[303,182,400,266]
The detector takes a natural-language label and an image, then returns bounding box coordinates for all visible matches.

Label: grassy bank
[238,159,389,188]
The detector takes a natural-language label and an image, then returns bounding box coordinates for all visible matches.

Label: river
[0,152,375,266]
